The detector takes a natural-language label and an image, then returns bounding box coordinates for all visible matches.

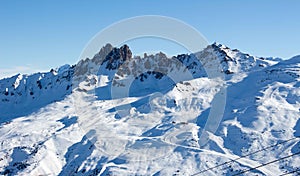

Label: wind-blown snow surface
[0,44,300,175]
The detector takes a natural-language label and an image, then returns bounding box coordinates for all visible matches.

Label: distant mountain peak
[199,42,280,75]
[211,42,231,49]
[101,44,132,70]
[91,43,114,64]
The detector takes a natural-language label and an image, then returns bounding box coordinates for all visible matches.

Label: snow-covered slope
[0,44,299,175]
[0,65,74,122]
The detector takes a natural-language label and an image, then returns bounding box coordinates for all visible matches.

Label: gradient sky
[1,0,300,78]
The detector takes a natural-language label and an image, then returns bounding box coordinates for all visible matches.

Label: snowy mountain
[0,43,299,175]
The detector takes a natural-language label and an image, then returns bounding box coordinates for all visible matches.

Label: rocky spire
[101,44,132,70]
[92,43,114,64]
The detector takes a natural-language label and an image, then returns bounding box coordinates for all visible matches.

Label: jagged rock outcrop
[101,44,132,70]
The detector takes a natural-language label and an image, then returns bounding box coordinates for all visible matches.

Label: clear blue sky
[1,0,300,78]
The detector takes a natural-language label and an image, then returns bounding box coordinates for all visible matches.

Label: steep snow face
[0,44,299,176]
[0,65,74,121]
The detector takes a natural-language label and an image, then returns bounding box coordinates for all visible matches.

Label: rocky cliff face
[101,44,132,70]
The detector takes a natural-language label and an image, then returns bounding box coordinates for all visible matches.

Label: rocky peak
[74,44,126,77]
[101,44,132,70]
[120,44,132,60]
[92,43,114,64]
[198,43,279,75]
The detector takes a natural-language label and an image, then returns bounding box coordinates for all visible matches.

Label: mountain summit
[0,43,299,175]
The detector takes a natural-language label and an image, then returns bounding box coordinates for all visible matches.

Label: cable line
[279,168,300,176]
[191,136,300,176]
[233,151,300,176]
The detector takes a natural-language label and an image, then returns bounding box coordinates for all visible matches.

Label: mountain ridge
[0,43,281,120]
[0,43,299,175]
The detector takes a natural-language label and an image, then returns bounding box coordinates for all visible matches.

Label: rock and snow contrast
[0,43,299,175]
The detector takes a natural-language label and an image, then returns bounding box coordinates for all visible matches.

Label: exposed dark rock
[102,44,132,70]
[92,43,114,64]
[37,80,42,89]
[225,70,234,74]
